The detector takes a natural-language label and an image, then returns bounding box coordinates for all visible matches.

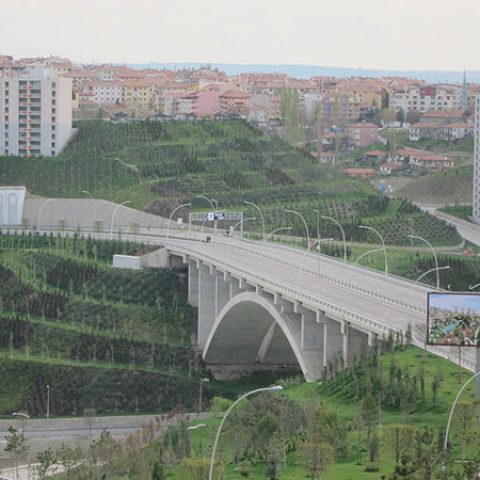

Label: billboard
[427,292,480,346]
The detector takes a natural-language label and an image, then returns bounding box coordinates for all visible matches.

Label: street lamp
[444,370,480,451]
[409,235,440,289]
[167,203,191,239]
[231,217,256,238]
[37,198,56,232]
[313,209,321,253]
[415,265,450,286]
[198,378,210,416]
[244,201,266,242]
[266,226,292,241]
[196,195,216,234]
[469,283,480,290]
[359,225,388,274]
[208,386,283,480]
[46,384,50,421]
[284,209,310,249]
[110,200,131,240]
[12,412,30,419]
[354,248,384,267]
[303,238,333,278]
[82,190,96,231]
[321,215,347,263]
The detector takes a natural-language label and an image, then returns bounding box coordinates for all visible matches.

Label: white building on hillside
[0,67,72,157]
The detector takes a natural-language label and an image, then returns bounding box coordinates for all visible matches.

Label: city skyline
[2,0,480,71]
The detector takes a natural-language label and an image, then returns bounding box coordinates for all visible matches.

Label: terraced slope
[0,120,461,245]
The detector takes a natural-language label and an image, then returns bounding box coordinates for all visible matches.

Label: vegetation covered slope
[0,119,461,245]
[0,232,212,416]
[394,164,473,206]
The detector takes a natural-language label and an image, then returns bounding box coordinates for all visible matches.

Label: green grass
[159,346,476,480]
[439,204,473,222]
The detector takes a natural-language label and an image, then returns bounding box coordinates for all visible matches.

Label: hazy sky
[430,294,480,313]
[2,0,479,71]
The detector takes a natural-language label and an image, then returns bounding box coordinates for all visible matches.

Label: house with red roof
[346,122,379,148]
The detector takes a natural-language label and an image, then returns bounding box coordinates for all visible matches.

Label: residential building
[345,122,378,148]
[219,89,251,117]
[0,67,72,157]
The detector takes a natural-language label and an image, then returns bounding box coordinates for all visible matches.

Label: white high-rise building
[0,67,72,157]
[473,97,480,223]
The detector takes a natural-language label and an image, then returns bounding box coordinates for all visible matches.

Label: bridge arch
[202,291,308,378]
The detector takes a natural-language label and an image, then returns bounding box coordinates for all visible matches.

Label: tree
[281,88,305,145]
[34,448,57,480]
[4,426,29,480]
[56,443,81,480]
[151,461,166,480]
[265,435,283,480]
[452,401,475,461]
[301,441,334,480]
[384,424,415,465]
[89,429,117,465]
[182,457,210,480]
[358,395,381,441]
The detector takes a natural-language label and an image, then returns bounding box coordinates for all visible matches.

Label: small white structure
[113,254,141,270]
[0,186,26,225]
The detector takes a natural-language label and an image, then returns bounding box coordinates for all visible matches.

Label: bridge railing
[165,241,404,338]
[212,237,427,317]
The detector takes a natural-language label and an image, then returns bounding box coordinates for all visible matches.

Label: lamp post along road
[231,217,256,238]
[244,201,266,242]
[415,265,449,286]
[322,215,347,262]
[208,386,283,480]
[266,226,292,241]
[313,209,321,253]
[46,384,50,421]
[110,201,131,240]
[167,203,191,239]
[82,190,96,228]
[196,195,216,234]
[285,209,310,249]
[444,369,480,450]
[37,198,55,232]
[359,225,388,274]
[409,235,440,289]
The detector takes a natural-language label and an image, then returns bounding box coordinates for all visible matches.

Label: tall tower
[462,70,468,113]
[473,96,480,223]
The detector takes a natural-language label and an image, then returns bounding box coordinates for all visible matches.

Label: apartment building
[392,85,462,113]
[0,68,72,157]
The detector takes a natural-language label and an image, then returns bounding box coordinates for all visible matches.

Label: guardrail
[164,240,404,338]
[212,237,427,317]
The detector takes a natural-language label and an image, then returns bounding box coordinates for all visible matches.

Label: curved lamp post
[266,226,292,241]
[444,370,480,450]
[313,209,321,253]
[196,195,216,234]
[167,203,191,239]
[409,235,440,289]
[354,248,384,267]
[284,209,310,249]
[208,386,283,480]
[469,283,480,290]
[231,217,256,238]
[321,215,347,263]
[110,200,131,240]
[359,225,388,274]
[244,201,266,242]
[415,265,450,286]
[82,190,96,230]
[37,198,56,232]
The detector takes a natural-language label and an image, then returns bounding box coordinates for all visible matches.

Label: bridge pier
[180,255,382,383]
[197,263,216,349]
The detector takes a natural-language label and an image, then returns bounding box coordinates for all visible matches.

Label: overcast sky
[1,0,479,71]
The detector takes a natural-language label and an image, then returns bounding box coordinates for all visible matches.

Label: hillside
[0,120,462,246]
[394,164,473,205]
[0,232,213,416]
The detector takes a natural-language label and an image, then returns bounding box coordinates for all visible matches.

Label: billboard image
[427,292,480,346]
